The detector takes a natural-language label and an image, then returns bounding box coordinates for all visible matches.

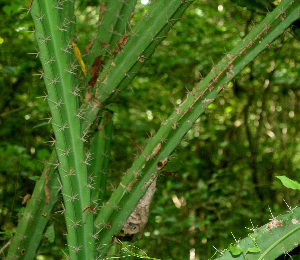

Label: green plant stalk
[94,0,300,255]
[97,0,194,89]
[12,0,298,258]
[84,1,122,76]
[258,226,300,260]
[217,207,300,259]
[98,0,194,96]
[108,0,138,52]
[92,0,194,233]
[82,0,138,125]
[30,1,78,259]
[81,0,195,132]
[25,0,186,257]
[82,0,137,103]
[30,0,94,258]
[89,110,113,202]
[86,0,138,67]
[6,152,60,259]
[9,1,190,257]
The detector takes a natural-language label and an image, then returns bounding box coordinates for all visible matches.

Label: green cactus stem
[30,0,94,258]
[89,110,113,203]
[215,207,300,259]
[8,0,299,259]
[8,1,193,258]
[7,152,60,259]
[94,1,300,257]
[81,0,195,132]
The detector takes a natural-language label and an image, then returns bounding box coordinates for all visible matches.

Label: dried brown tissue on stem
[120,171,139,192]
[44,166,51,204]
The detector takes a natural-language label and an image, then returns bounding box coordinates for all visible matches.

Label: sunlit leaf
[276,176,300,191]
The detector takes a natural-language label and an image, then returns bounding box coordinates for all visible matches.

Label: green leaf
[276,176,300,191]
[44,224,55,243]
[246,247,261,253]
[229,244,243,256]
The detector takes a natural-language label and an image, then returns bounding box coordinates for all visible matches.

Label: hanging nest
[122,179,157,239]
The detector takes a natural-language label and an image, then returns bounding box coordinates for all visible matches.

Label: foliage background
[0,0,299,259]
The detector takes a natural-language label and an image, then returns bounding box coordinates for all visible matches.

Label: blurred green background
[0,0,299,259]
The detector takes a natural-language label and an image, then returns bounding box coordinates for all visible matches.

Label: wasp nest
[122,179,157,239]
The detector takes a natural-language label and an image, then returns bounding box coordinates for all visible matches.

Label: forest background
[0,0,299,259]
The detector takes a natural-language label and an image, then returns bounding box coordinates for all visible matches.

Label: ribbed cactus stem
[89,110,113,202]
[81,0,195,132]
[30,0,94,258]
[94,1,300,256]
[8,0,299,259]
[217,207,300,259]
[7,152,60,259]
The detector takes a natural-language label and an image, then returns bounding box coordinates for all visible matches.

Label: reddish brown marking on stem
[28,0,33,9]
[138,55,145,63]
[151,143,161,157]
[83,205,96,213]
[117,34,128,47]
[129,12,135,21]
[127,172,138,191]
[44,167,50,204]
[22,194,31,204]
[112,34,129,56]
[44,186,50,204]
[100,41,110,49]
[45,167,50,182]
[156,158,168,170]
[85,85,93,101]
[88,56,105,87]
[97,3,106,24]
[85,39,93,54]
[83,205,96,224]
[108,221,112,229]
